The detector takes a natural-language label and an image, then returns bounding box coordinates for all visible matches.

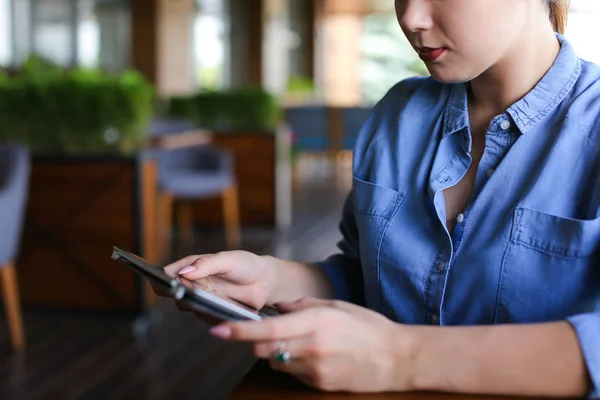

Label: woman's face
[395,0,528,83]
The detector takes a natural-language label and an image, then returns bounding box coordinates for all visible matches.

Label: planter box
[17,153,159,315]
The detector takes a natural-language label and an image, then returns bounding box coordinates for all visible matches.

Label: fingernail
[178,266,196,275]
[209,325,232,339]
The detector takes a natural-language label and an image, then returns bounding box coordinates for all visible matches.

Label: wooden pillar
[131,0,159,85]
[131,0,195,95]
[248,0,264,86]
[228,0,264,87]
[157,0,195,95]
[306,0,317,81]
[319,0,364,106]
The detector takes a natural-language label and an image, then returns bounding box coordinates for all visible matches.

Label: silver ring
[273,341,291,364]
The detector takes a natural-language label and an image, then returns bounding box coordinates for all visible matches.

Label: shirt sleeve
[566,312,600,397]
[314,190,365,306]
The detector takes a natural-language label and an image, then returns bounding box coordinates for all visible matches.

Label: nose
[396,0,433,33]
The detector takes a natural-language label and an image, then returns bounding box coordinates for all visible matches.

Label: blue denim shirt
[317,34,600,396]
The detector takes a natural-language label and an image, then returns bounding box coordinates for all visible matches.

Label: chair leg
[222,185,241,250]
[158,191,174,263]
[1,263,25,351]
[177,201,194,250]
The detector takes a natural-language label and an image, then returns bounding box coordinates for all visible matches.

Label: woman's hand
[156,251,276,310]
[208,298,417,393]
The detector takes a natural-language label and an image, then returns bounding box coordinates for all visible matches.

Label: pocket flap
[352,176,403,219]
[512,207,600,258]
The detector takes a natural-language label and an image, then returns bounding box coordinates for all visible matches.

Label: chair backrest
[340,107,373,151]
[153,145,233,182]
[284,106,330,151]
[0,143,31,265]
[148,118,199,138]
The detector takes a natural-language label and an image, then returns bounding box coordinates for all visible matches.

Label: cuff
[314,254,365,306]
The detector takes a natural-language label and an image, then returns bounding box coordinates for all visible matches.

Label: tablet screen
[111,247,279,321]
[176,276,279,320]
[111,247,175,287]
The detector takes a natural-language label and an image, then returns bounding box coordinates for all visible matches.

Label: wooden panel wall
[17,158,156,313]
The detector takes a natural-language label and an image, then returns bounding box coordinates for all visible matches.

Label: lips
[417,47,445,62]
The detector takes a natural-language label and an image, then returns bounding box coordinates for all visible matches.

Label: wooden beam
[324,0,366,15]
[248,0,264,86]
[131,0,195,94]
[131,0,159,84]
[306,0,317,80]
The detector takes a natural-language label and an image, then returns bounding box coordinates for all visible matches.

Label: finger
[276,297,361,314]
[268,357,312,375]
[176,276,215,293]
[210,307,331,342]
[163,255,211,277]
[170,254,230,281]
[253,335,325,360]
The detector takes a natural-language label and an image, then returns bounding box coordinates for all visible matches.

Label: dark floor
[0,159,351,400]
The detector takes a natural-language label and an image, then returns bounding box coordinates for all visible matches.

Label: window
[79,0,130,71]
[3,0,129,70]
[77,0,100,68]
[31,0,76,66]
[0,0,11,66]
[360,13,427,105]
[195,0,230,89]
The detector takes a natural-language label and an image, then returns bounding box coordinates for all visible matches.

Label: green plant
[167,87,280,132]
[0,55,155,155]
[287,75,314,94]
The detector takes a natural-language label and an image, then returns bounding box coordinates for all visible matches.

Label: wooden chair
[0,143,29,351]
[155,145,241,262]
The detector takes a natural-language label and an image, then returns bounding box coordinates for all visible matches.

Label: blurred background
[0,0,599,399]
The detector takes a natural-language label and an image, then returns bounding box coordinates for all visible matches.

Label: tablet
[111,246,279,322]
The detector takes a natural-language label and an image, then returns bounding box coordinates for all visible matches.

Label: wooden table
[227,360,552,400]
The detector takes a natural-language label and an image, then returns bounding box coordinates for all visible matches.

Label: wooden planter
[17,154,158,315]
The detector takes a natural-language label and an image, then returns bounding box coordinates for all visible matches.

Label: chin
[427,66,475,84]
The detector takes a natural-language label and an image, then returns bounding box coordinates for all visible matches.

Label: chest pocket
[352,176,404,312]
[496,206,600,323]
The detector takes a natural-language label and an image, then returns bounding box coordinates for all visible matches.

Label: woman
[161,0,599,397]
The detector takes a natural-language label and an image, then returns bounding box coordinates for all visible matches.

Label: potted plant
[0,56,159,315]
[0,55,154,155]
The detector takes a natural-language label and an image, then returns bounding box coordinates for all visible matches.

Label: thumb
[176,254,231,281]
[164,254,221,280]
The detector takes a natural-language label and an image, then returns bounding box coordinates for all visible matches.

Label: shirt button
[456,213,465,224]
[429,314,439,325]
[437,261,446,272]
[487,168,495,178]
[500,120,511,130]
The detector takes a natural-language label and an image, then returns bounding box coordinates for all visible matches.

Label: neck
[468,24,561,117]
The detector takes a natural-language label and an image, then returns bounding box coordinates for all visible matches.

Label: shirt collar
[442,33,581,138]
